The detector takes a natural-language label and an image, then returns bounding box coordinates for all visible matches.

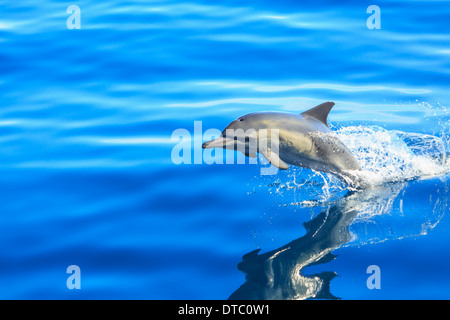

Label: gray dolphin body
[202,101,361,177]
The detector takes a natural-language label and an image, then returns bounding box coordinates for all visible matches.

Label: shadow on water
[230,178,448,300]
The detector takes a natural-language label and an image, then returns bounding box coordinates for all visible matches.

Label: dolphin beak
[202,137,231,149]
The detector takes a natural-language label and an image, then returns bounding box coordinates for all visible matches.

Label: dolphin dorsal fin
[301,101,335,127]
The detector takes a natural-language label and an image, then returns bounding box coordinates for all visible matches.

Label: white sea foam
[266,125,449,205]
[336,125,448,187]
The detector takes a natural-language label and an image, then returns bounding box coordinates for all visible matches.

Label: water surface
[0,0,450,299]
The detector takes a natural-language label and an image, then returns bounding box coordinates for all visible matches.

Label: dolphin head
[202,114,259,150]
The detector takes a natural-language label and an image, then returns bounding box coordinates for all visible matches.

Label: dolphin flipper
[260,147,290,170]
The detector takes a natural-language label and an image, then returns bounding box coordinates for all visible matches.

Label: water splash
[264,167,348,206]
[263,125,449,205]
[336,125,449,187]
[347,177,449,247]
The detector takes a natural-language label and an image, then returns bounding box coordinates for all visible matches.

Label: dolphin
[202,101,361,180]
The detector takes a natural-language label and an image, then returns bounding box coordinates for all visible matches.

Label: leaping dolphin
[202,101,362,183]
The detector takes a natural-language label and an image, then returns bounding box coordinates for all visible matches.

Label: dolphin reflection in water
[229,179,448,300]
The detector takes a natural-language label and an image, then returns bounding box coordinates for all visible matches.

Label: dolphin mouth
[202,137,227,149]
[202,136,239,149]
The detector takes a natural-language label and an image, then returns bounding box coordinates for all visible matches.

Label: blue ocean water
[0,0,450,299]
